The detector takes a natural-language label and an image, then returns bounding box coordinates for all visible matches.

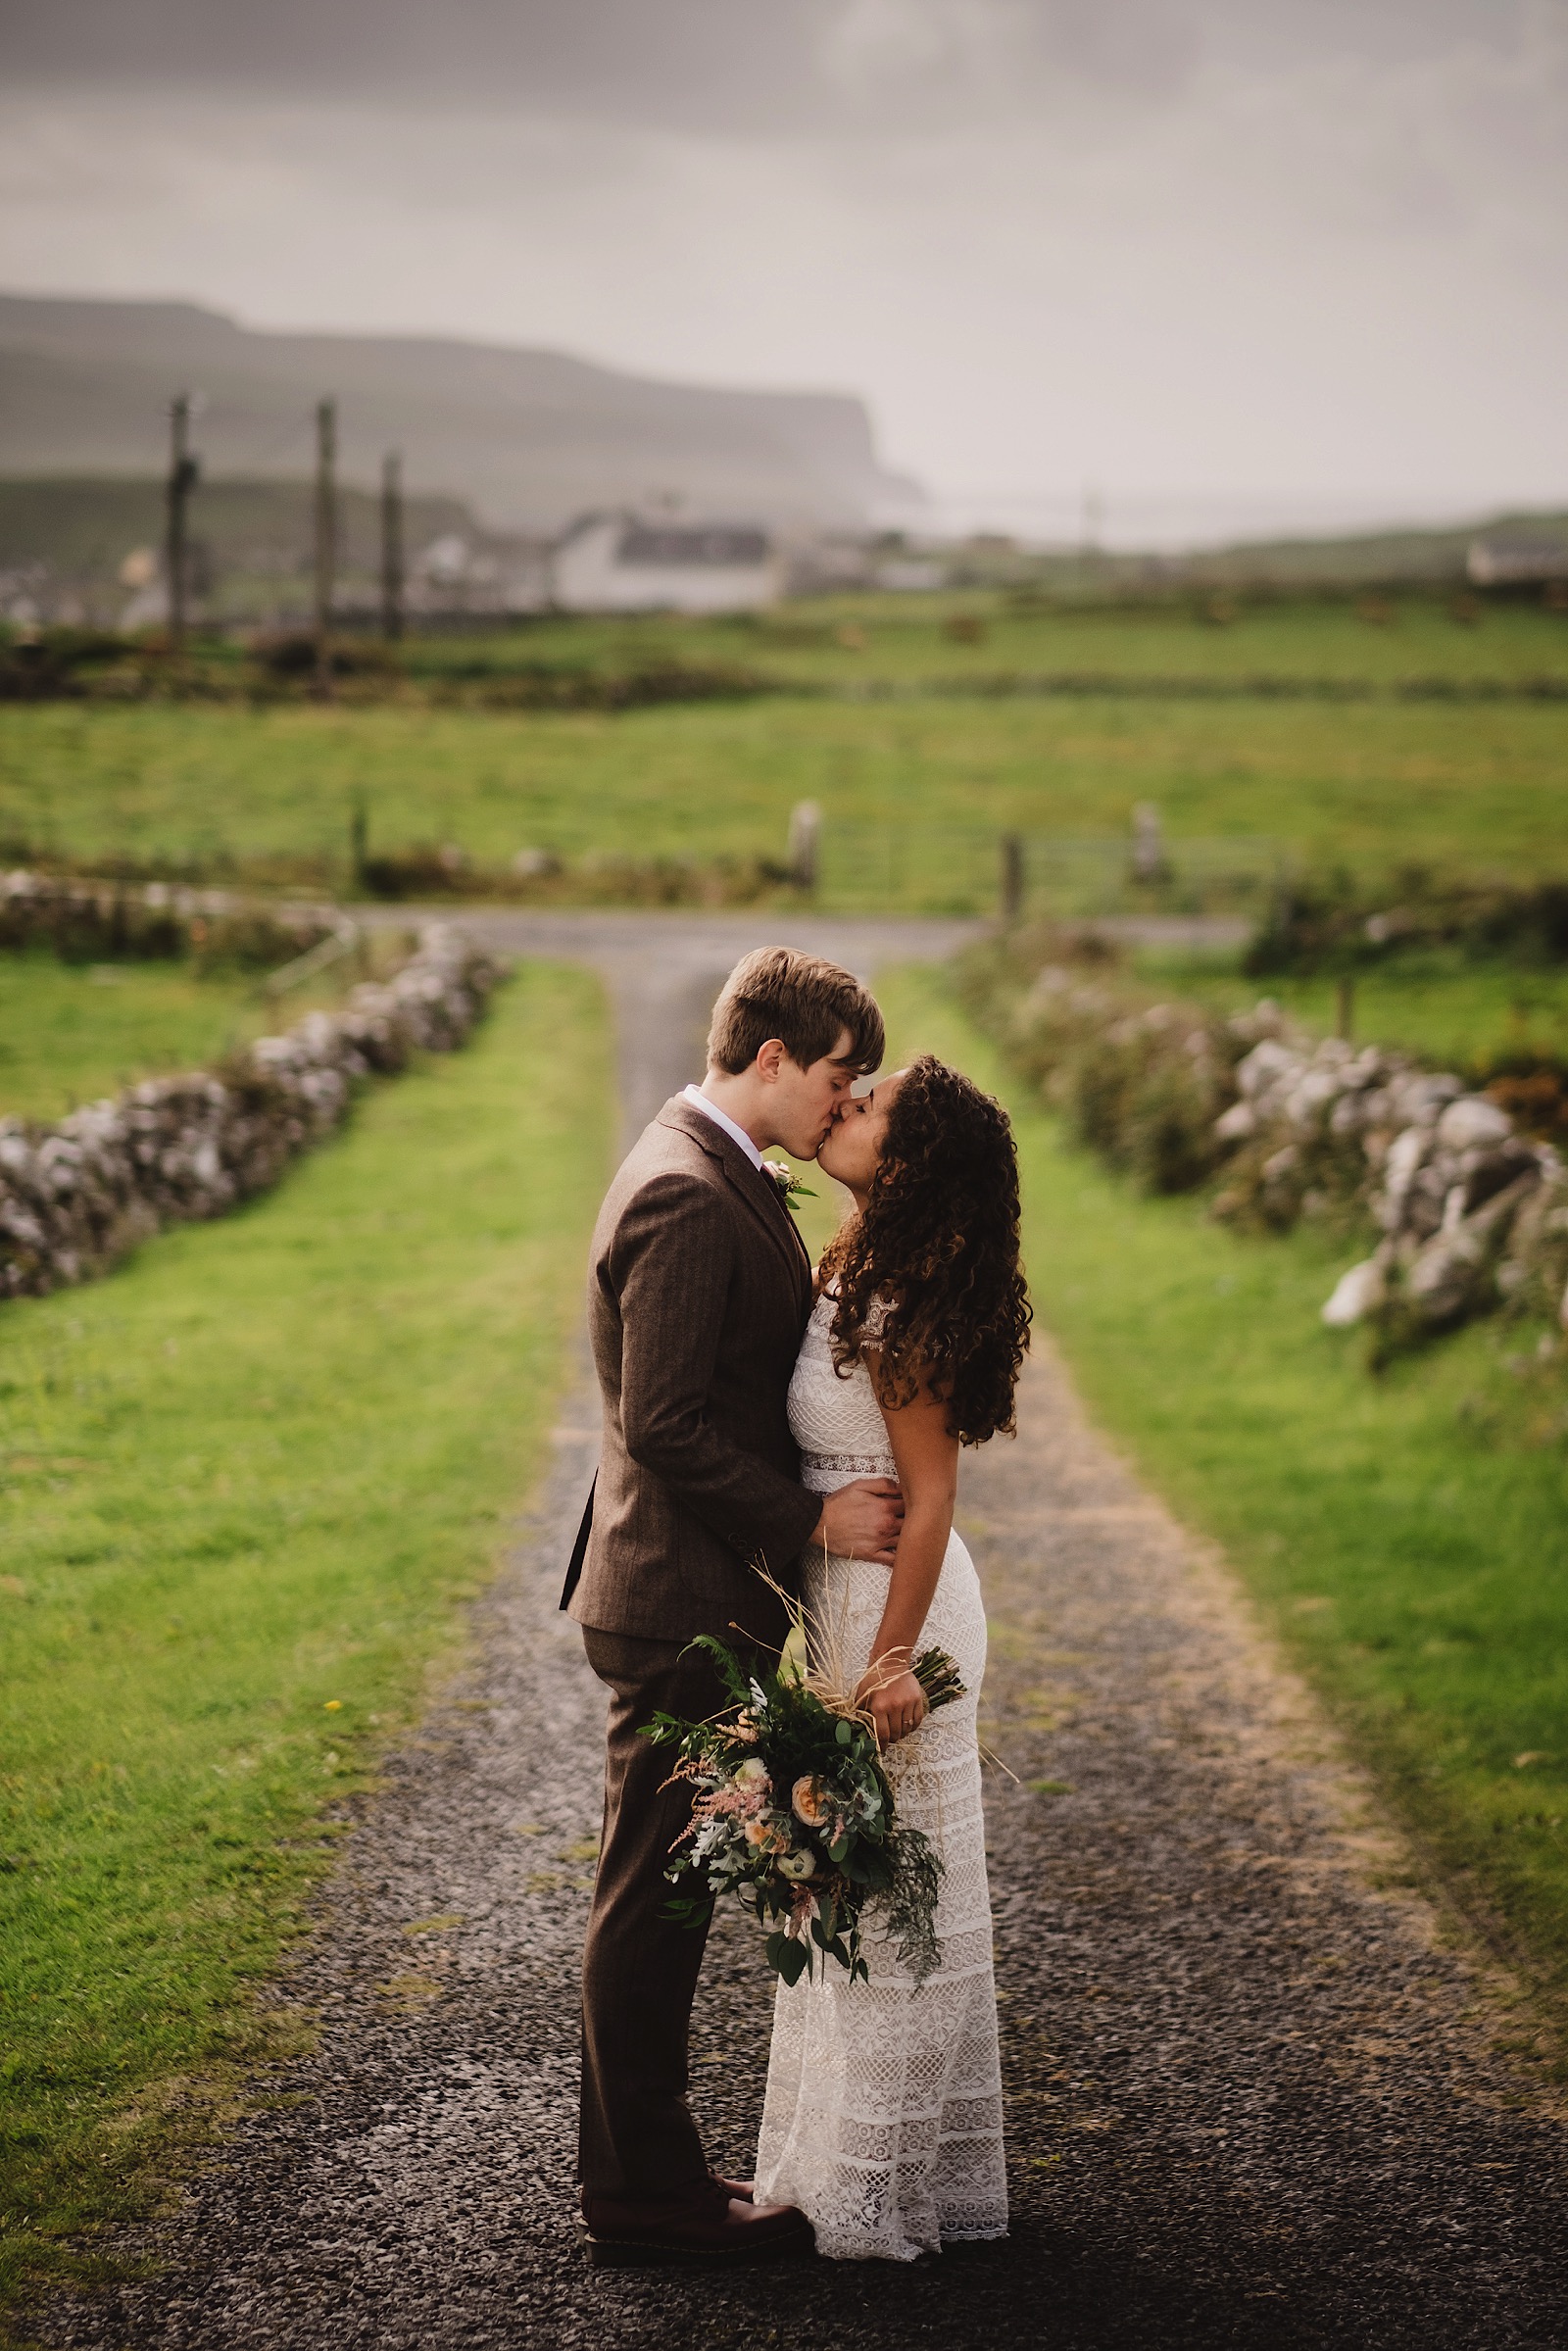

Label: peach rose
[791,1774,829,1828]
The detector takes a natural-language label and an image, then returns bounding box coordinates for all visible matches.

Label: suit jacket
[569,1096,823,1644]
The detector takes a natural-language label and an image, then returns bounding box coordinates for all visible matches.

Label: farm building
[551,512,780,612]
[1466,533,1568,586]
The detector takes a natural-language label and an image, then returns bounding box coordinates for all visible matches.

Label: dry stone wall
[0,924,501,1300]
[1,867,338,969]
[1217,1027,1565,1334]
[964,942,1568,1350]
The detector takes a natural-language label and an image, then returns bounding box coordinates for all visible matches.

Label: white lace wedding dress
[753,1294,1007,2261]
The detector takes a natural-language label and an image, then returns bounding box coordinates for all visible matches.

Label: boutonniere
[761,1160,815,1214]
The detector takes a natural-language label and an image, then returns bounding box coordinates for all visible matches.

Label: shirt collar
[681,1083,764,1172]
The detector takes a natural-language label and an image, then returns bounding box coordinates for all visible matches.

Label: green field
[0,947,418,1123]
[0,955,257,1121]
[5,691,1567,908]
[0,964,612,2300]
[877,963,1568,2037]
[1143,951,1568,1075]
[376,590,1568,693]
[3,595,1566,908]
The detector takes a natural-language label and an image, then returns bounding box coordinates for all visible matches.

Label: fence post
[999,832,1024,924]
[314,398,336,700]
[787,801,820,893]
[1130,801,1169,885]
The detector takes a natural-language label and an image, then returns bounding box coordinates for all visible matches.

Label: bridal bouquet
[640,1612,965,1987]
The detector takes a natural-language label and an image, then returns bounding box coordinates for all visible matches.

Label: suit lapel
[727,1154,814,1291]
[658,1100,813,1302]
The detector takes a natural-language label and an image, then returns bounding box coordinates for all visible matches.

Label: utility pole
[164,394,198,654]
[380,450,404,643]
[314,398,336,697]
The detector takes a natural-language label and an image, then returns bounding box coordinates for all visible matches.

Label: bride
[755,1053,1030,2262]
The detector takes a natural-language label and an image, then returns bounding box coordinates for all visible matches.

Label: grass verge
[0,960,611,2306]
[875,961,1568,2040]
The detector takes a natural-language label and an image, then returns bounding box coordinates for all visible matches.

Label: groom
[565,946,903,2265]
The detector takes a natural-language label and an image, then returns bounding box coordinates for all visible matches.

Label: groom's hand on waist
[811,1478,904,1566]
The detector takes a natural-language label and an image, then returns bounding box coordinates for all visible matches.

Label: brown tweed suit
[571,1096,822,2201]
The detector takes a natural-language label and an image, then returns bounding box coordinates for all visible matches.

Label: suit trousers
[578,1627,733,2202]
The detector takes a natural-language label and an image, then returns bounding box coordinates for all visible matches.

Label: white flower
[733,1757,770,1793]
[778,1847,817,1881]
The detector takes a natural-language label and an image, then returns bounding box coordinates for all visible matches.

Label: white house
[551,513,781,612]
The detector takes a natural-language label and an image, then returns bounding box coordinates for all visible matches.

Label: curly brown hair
[820,1054,1030,1445]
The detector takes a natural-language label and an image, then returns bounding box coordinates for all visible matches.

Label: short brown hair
[706,946,884,1076]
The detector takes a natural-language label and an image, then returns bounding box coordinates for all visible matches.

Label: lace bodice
[757,1292,1007,2261]
[787,1292,896,1489]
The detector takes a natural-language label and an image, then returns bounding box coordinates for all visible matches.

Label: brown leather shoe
[582,2180,810,2267]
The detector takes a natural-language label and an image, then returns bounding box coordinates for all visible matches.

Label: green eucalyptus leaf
[769,1935,809,1987]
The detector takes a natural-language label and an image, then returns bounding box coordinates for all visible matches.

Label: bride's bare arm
[856,1362,959,1745]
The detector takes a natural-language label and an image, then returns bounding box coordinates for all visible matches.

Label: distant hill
[0,295,922,532]
[1177,511,1568,589]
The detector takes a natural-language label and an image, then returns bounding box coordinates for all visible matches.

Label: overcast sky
[3,0,1565,539]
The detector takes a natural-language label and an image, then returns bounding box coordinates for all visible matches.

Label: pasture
[368,587,1568,693]
[0,944,418,1123]
[2,594,1566,906]
[0,955,258,1122]
[1130,946,1568,1077]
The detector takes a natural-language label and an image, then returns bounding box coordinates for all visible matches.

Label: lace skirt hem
[806,2221,1010,2265]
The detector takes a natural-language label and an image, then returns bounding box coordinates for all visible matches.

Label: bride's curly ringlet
[822,1054,1030,1445]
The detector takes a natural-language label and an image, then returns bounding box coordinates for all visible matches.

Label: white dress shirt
[681,1082,764,1172]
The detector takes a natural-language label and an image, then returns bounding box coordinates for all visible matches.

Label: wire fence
[813,824,1288,918]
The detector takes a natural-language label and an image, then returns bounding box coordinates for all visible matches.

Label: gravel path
[27,915,1567,2351]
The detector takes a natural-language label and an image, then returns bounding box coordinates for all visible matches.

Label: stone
[1213,1101,1255,1142]
[1436,1096,1513,1152]
[1321,1258,1386,1327]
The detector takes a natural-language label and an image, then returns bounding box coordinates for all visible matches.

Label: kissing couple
[564,946,1029,2265]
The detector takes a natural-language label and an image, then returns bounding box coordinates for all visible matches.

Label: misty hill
[0,295,921,532]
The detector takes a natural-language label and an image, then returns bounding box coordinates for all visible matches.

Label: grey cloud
[1,0,1562,510]
[0,0,1542,126]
